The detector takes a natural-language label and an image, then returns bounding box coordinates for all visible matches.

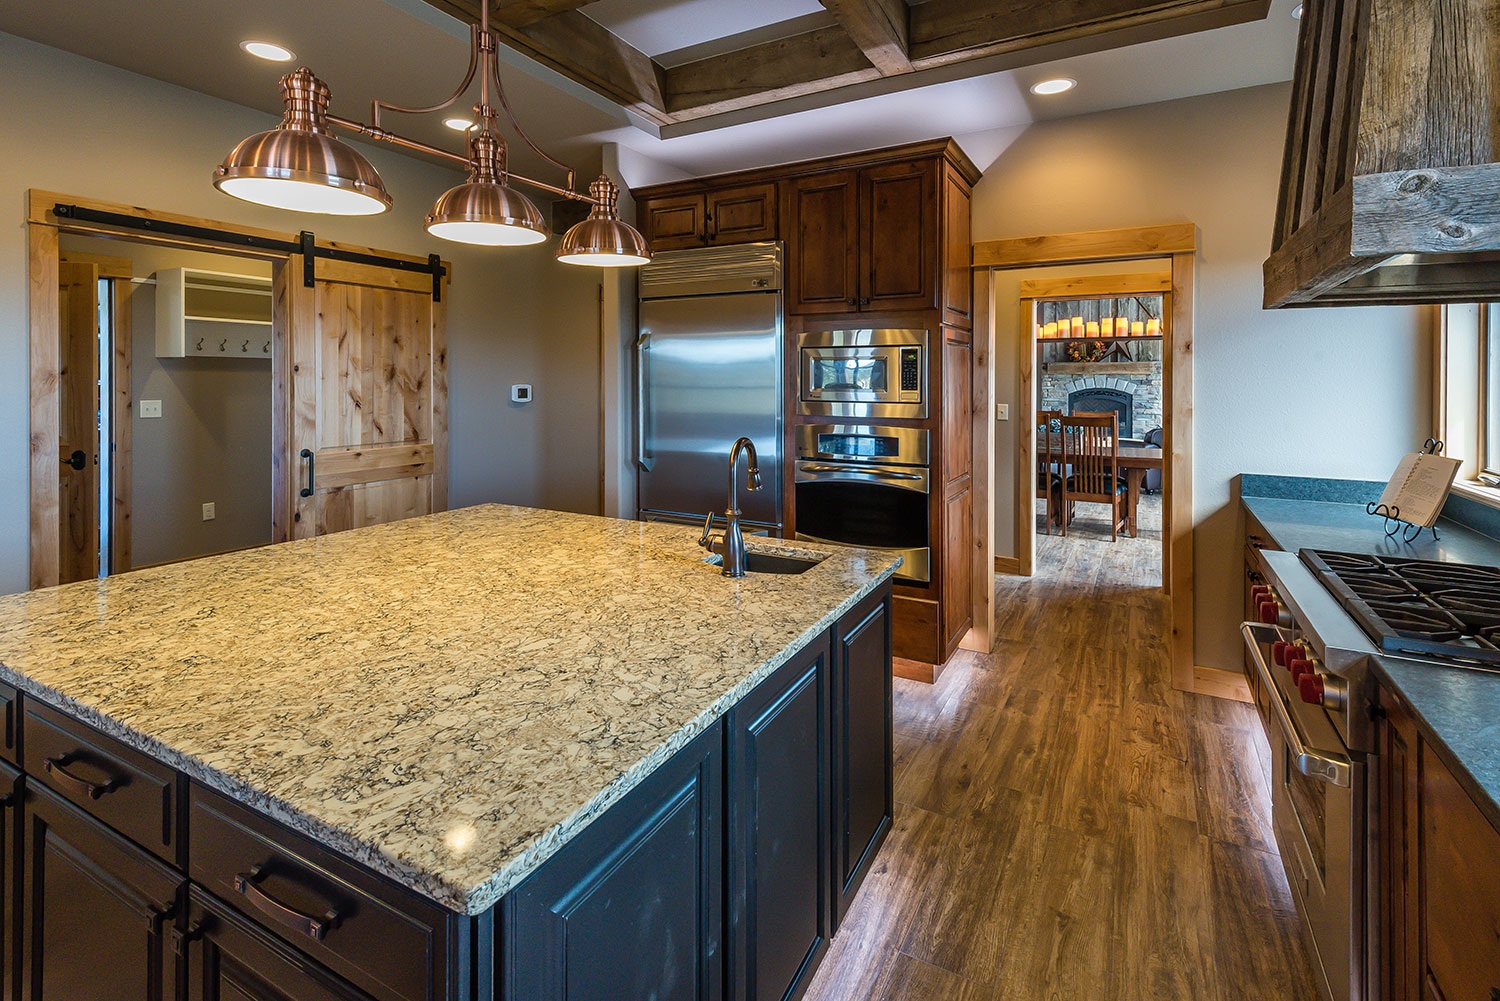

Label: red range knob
[1259,600,1279,624]
[1252,584,1270,603]
[1272,640,1292,666]
[1289,657,1312,681]
[1298,672,1326,705]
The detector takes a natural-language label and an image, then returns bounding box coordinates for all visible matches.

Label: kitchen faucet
[700,437,763,577]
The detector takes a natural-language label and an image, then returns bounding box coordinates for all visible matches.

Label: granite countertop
[0,505,900,915]
[1372,656,1500,831]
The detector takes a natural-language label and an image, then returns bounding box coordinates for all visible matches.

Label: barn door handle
[61,450,86,471]
[300,449,315,497]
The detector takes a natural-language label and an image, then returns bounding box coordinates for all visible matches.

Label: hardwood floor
[802,492,1320,1000]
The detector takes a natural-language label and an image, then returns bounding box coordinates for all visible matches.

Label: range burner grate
[1300,550,1500,667]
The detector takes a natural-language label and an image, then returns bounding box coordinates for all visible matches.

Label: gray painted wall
[60,237,274,567]
[0,31,604,593]
[973,82,1432,672]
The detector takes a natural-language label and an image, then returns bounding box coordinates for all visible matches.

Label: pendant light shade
[214,68,391,216]
[425,132,547,246]
[556,177,653,267]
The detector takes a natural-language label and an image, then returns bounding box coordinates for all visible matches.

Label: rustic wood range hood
[1264,0,1500,307]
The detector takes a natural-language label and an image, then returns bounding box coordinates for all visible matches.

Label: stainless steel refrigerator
[636,242,783,531]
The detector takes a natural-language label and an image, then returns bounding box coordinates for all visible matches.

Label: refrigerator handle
[636,331,654,471]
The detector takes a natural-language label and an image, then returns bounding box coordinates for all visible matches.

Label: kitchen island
[0,504,899,1001]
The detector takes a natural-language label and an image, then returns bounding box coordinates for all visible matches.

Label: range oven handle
[800,464,923,479]
[796,462,929,493]
[1241,621,1352,787]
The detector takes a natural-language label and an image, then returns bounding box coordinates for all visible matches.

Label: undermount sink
[703,550,824,575]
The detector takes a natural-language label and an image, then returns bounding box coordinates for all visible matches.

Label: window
[1438,303,1500,496]
[1485,305,1500,477]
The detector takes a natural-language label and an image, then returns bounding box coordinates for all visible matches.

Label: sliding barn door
[58,261,99,583]
[273,257,447,541]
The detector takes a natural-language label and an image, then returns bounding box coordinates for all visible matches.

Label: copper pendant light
[211,1,650,263]
[556,177,652,267]
[425,132,546,245]
[214,68,391,216]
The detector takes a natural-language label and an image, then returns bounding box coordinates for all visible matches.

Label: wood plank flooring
[803,495,1320,1000]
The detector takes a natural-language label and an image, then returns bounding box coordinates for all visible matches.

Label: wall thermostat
[510,384,532,404]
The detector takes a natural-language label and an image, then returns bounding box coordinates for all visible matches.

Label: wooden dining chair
[1059,411,1129,541]
[1036,409,1064,534]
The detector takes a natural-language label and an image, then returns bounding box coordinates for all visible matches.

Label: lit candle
[1146,319,1161,337]
[1044,321,1058,338]
[1072,317,1085,336]
[1131,321,1145,336]
[1101,317,1114,337]
[1118,316,1130,335]
[1085,321,1100,337]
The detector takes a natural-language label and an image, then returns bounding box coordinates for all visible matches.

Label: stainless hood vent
[1264,0,1500,307]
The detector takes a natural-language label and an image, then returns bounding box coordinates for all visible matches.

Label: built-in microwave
[797,329,926,419]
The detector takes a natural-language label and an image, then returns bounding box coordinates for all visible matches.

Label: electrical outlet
[139,400,162,418]
[202,502,215,521]
[996,403,1010,421]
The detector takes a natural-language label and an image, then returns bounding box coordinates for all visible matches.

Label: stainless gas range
[1244,547,1500,1001]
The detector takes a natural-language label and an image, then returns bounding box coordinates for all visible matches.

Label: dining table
[1040,432,1164,538]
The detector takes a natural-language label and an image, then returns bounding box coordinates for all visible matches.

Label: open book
[1376,451,1462,528]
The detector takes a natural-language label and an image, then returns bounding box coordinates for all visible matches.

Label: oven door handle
[800,464,923,479]
[1240,621,1352,787]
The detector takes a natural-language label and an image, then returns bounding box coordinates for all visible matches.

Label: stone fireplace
[1040,361,1163,439]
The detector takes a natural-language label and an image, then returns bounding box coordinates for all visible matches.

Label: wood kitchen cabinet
[829,588,892,929]
[784,171,859,314]
[637,183,778,251]
[1379,687,1500,1001]
[726,635,831,1001]
[503,719,727,1001]
[21,782,183,1001]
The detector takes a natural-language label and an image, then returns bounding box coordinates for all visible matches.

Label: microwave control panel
[900,347,921,396]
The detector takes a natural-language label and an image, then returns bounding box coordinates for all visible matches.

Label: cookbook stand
[1366,438,1446,543]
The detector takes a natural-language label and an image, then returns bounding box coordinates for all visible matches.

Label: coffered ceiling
[422,0,1274,126]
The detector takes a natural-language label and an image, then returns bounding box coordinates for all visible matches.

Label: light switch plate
[510,384,532,404]
[140,400,162,418]
[202,502,215,521]
[996,403,1010,421]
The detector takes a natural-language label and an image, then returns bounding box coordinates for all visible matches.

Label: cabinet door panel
[1421,738,1500,1001]
[186,888,376,1001]
[860,160,937,312]
[941,168,973,328]
[707,184,777,245]
[504,722,723,1001]
[22,783,182,1001]
[786,172,859,315]
[1,765,18,1001]
[641,195,707,251]
[728,637,830,1001]
[831,589,893,927]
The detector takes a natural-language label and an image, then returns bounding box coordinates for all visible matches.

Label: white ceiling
[582,0,825,57]
[0,0,1302,190]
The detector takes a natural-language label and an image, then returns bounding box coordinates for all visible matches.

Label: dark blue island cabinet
[501,582,893,1001]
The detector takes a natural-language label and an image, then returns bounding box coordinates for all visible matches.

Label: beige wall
[1,31,605,592]
[973,83,1433,671]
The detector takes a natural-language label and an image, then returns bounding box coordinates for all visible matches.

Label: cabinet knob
[846,297,857,306]
[859,297,871,307]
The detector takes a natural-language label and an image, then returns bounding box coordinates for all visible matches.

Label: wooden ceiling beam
[820,0,914,76]
[490,0,594,29]
[422,0,672,125]
[663,0,1270,121]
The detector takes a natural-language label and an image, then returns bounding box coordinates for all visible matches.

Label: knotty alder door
[57,261,99,584]
[273,257,447,540]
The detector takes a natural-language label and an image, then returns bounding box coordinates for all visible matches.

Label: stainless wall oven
[797,329,926,419]
[794,424,929,583]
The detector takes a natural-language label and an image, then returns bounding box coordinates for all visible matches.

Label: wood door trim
[313,443,436,490]
[974,223,1198,268]
[980,223,1200,696]
[29,224,61,590]
[1018,272,1174,300]
[110,279,133,575]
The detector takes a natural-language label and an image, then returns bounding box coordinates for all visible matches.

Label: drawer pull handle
[234,866,339,941]
[45,755,123,800]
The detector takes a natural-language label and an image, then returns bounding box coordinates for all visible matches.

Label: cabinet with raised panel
[637,182,778,251]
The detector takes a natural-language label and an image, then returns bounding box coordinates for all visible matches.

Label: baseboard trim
[893,655,949,684]
[1192,665,1252,703]
[993,555,1021,575]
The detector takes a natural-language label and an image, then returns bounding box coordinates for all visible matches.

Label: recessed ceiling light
[240,40,295,62]
[443,118,473,131]
[1292,3,1303,17]
[1030,78,1076,96]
